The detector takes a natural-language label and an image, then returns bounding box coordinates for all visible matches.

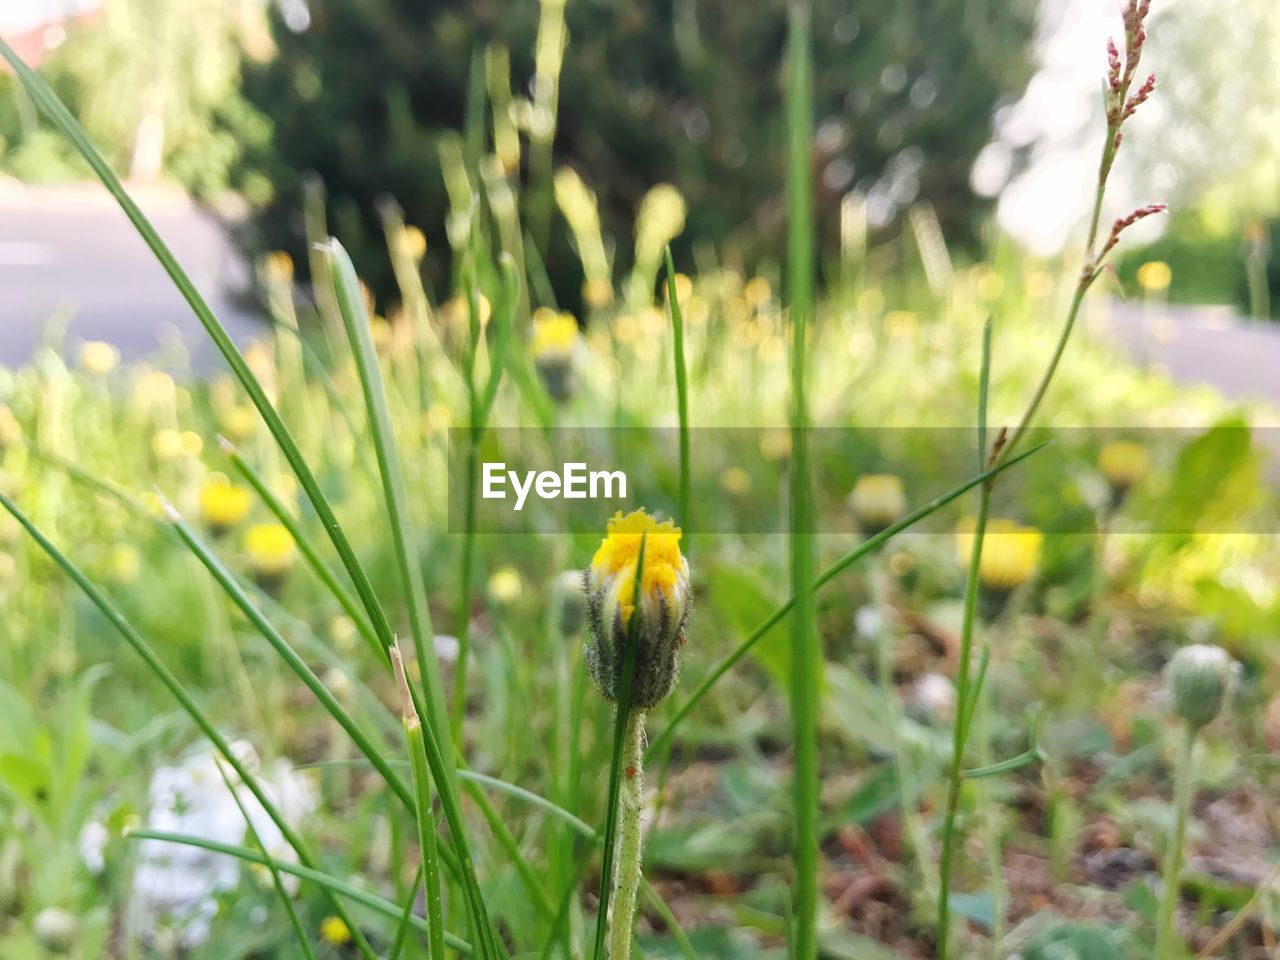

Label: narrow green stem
[937,483,992,960]
[454,431,480,743]
[1156,724,1197,960]
[664,248,692,529]
[394,645,447,960]
[786,6,819,957]
[609,710,647,960]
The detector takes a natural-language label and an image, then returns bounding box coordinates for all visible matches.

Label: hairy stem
[1156,724,1196,959]
[609,709,647,960]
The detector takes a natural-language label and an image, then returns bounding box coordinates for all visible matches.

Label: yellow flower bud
[584,509,691,709]
[850,474,907,536]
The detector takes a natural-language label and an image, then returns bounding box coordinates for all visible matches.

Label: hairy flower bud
[554,568,588,636]
[532,308,580,403]
[33,907,79,954]
[1165,644,1234,730]
[584,509,691,709]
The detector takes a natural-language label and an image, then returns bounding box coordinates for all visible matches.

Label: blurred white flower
[133,740,314,948]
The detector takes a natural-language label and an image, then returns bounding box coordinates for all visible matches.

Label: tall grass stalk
[0,40,433,770]
[322,240,502,959]
[452,256,519,743]
[785,5,819,956]
[392,643,447,960]
[936,324,996,960]
[321,240,454,761]
[936,6,1163,947]
[664,248,692,529]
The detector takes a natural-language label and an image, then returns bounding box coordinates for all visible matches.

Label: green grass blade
[323,240,500,955]
[0,35,404,713]
[388,866,425,960]
[646,440,1049,759]
[978,318,992,471]
[220,437,384,664]
[214,759,319,960]
[161,502,416,809]
[937,316,998,960]
[591,534,648,960]
[392,645,447,960]
[0,489,379,960]
[127,830,474,955]
[320,239,454,767]
[785,6,819,956]
[664,247,692,530]
[460,770,596,839]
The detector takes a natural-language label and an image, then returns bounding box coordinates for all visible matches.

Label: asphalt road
[0,180,260,371]
[1099,299,1280,406]
[2,181,1278,411]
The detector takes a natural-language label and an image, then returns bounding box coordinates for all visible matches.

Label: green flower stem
[1156,724,1197,960]
[786,6,820,956]
[609,709,648,960]
[936,481,992,960]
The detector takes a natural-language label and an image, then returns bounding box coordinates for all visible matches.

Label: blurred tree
[233,0,1038,307]
[1,0,268,197]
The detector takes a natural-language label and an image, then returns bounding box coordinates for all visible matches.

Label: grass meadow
[2,3,1280,958]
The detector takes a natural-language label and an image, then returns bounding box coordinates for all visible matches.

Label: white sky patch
[0,0,101,33]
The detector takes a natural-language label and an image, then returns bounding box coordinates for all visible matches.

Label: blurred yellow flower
[858,288,886,314]
[0,405,22,447]
[110,544,141,585]
[850,474,907,534]
[744,276,772,309]
[582,276,614,309]
[1136,260,1172,293]
[974,269,1004,302]
[1098,440,1150,490]
[759,428,792,462]
[532,309,579,360]
[1025,270,1054,299]
[956,517,1043,591]
[180,431,204,458]
[245,523,297,577]
[720,466,752,495]
[884,310,919,339]
[220,405,257,441]
[670,272,694,305]
[487,565,524,608]
[319,916,351,946]
[402,226,427,262]
[80,340,120,375]
[151,429,184,461]
[200,475,253,533]
[264,250,294,282]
